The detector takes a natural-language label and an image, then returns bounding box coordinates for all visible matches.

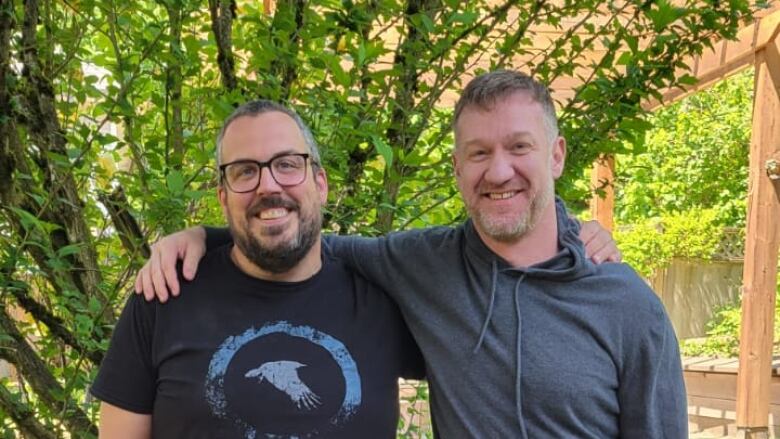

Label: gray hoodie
[322,198,686,438]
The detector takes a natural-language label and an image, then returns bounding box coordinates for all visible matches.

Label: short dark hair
[453,70,559,142]
[215,100,321,168]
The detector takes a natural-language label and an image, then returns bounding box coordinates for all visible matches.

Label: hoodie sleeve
[618,302,687,438]
[323,234,397,290]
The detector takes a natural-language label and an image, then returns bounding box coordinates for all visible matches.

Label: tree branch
[0,384,58,439]
[208,0,238,91]
[0,304,97,436]
[0,264,104,365]
[98,186,150,260]
[19,0,107,309]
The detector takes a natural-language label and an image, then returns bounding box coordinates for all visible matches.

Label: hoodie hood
[464,196,596,280]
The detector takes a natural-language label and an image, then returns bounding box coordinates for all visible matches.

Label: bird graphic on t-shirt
[245,361,322,410]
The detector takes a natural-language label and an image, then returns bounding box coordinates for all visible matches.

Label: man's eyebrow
[503,131,536,143]
[268,149,304,160]
[230,148,303,162]
[459,131,536,149]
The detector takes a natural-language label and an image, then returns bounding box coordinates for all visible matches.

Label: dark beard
[230,196,321,274]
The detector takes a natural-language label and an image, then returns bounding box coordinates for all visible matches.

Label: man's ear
[314,167,328,204]
[551,136,566,179]
[218,185,228,215]
[451,152,461,177]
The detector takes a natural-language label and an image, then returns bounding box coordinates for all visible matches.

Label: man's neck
[230,240,323,282]
[475,204,560,268]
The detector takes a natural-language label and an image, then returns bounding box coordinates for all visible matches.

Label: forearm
[99,402,152,439]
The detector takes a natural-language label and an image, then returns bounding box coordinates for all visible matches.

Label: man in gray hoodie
[136,70,686,437]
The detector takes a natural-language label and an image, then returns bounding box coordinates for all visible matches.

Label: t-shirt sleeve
[618,303,687,438]
[399,333,426,380]
[204,226,232,252]
[90,294,157,414]
[392,309,425,380]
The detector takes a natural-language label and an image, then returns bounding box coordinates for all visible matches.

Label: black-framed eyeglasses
[219,153,312,193]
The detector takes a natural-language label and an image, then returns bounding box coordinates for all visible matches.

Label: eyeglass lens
[224,154,308,192]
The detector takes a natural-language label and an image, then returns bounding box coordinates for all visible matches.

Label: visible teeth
[488,192,515,200]
[259,208,288,219]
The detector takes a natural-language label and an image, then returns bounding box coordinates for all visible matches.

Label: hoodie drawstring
[514,274,528,438]
[471,261,530,437]
[472,259,498,353]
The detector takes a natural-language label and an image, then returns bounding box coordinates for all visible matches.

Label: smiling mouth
[486,191,518,200]
[258,208,289,220]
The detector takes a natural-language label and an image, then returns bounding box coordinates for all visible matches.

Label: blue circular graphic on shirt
[205,321,361,438]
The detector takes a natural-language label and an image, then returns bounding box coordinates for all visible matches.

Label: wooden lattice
[712,228,745,261]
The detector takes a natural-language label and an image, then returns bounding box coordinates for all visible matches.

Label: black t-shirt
[91,245,424,438]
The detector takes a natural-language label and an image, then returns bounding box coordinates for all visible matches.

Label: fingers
[181,246,203,282]
[160,245,181,297]
[580,220,622,264]
[578,219,598,244]
[149,247,171,303]
[134,267,143,295]
[132,226,208,302]
[588,240,622,264]
[140,262,158,302]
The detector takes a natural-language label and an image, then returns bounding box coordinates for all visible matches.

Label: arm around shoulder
[99,402,152,439]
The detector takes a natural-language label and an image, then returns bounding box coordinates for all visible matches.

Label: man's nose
[255,166,282,194]
[483,155,514,184]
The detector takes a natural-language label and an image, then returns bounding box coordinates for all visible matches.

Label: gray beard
[473,182,554,243]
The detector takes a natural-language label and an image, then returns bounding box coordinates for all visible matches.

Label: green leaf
[56,244,83,258]
[677,74,698,86]
[647,0,685,32]
[371,135,394,169]
[166,170,186,194]
[616,52,633,66]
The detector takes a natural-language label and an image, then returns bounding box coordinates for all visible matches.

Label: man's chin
[475,215,531,243]
[250,220,299,239]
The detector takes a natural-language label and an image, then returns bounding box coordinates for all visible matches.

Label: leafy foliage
[0,0,759,435]
[615,70,752,228]
[614,69,753,278]
[680,281,780,358]
[615,208,725,278]
[612,69,772,359]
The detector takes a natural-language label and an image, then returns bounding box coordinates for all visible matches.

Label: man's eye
[232,165,258,179]
[276,160,297,169]
[511,143,530,152]
[274,158,302,172]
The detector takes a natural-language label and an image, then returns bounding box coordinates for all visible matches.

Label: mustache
[476,185,526,194]
[246,196,299,217]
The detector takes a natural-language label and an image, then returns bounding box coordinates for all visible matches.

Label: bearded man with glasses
[91,100,425,438]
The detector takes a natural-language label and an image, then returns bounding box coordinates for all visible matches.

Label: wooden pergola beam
[735,29,780,438]
[592,9,780,234]
[644,7,780,111]
[590,154,615,232]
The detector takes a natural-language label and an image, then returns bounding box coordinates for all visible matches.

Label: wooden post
[589,154,615,232]
[735,32,780,439]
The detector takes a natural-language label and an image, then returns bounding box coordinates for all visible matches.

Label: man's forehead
[454,93,546,142]
[222,113,307,152]
[225,112,301,137]
[458,91,542,118]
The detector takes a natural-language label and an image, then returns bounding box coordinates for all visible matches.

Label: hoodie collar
[463,196,595,280]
